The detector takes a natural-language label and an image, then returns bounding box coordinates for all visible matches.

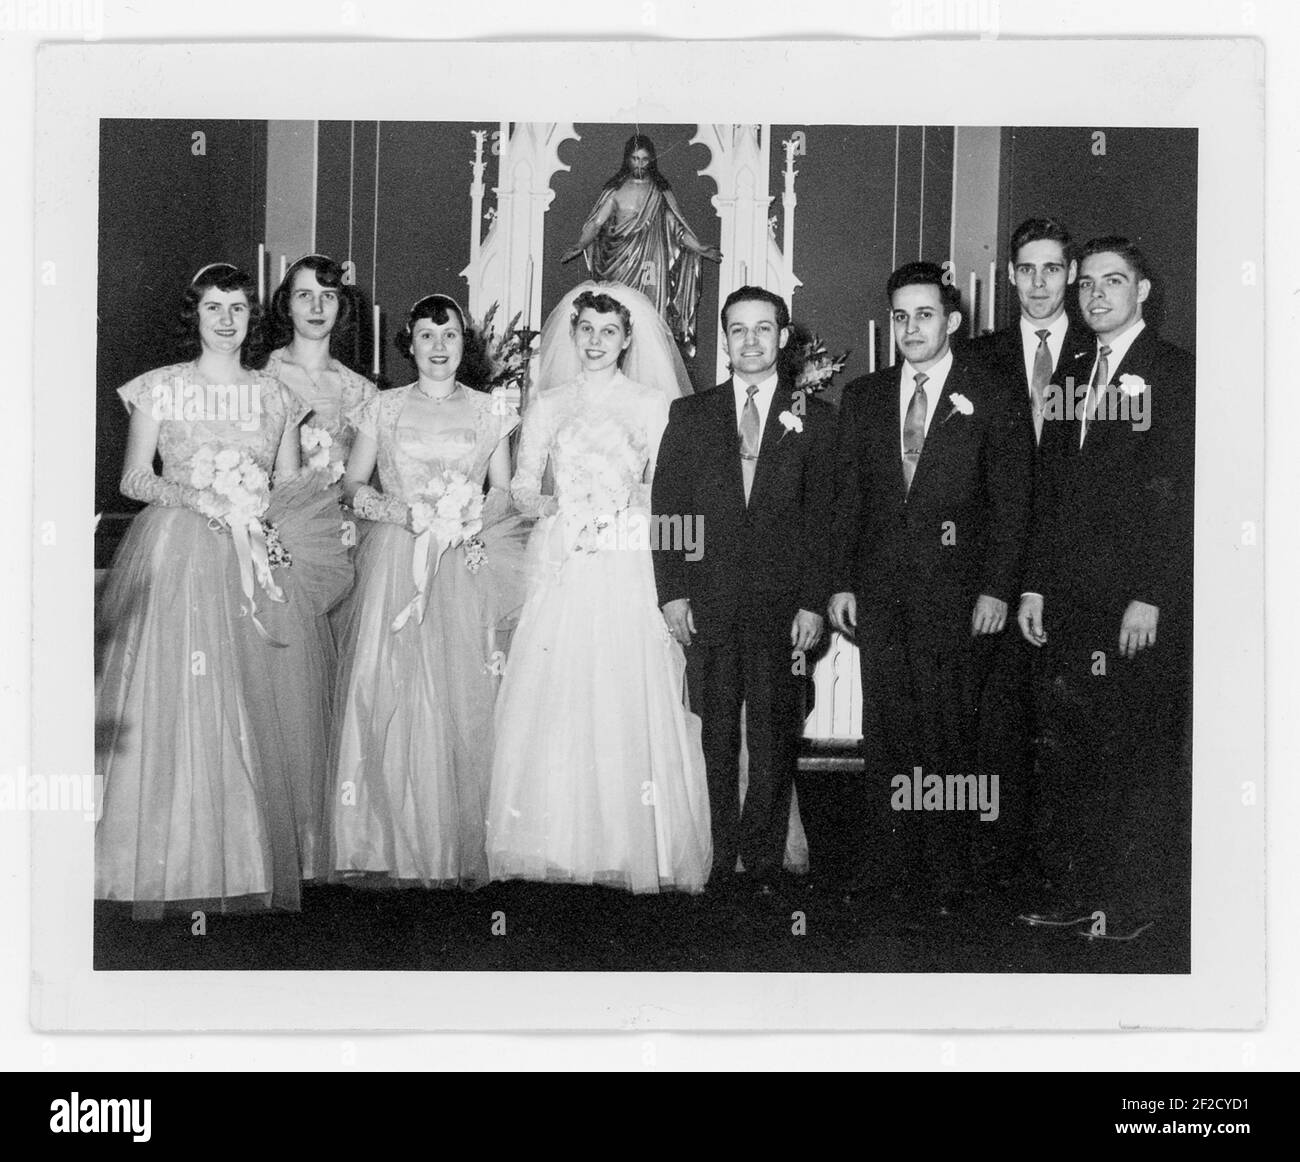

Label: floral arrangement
[562,473,632,554]
[409,469,485,551]
[189,445,270,523]
[787,327,850,395]
[300,423,345,484]
[479,302,538,402]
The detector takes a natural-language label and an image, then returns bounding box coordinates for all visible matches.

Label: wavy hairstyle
[395,294,492,390]
[176,263,265,369]
[258,254,359,364]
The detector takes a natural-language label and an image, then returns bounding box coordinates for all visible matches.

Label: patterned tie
[902,371,928,495]
[739,384,761,503]
[1030,328,1052,444]
[1080,344,1111,447]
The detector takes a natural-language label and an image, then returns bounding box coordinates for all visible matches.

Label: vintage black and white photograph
[29,37,1263,1031]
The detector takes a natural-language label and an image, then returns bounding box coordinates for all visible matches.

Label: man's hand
[971,594,1008,636]
[1017,594,1046,647]
[1118,600,1159,658]
[791,609,824,653]
[827,591,857,639]
[661,598,696,647]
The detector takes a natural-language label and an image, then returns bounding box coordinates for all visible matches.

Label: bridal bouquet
[562,474,632,554]
[300,423,346,485]
[393,469,486,631]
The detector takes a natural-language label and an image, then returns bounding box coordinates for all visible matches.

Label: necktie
[1030,328,1052,444]
[739,384,761,503]
[1080,344,1111,447]
[902,371,928,495]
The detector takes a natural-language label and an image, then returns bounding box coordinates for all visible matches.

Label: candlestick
[968,270,977,338]
[867,319,876,374]
[372,303,381,377]
[888,322,896,368]
[987,259,996,331]
[524,257,534,328]
[257,243,265,304]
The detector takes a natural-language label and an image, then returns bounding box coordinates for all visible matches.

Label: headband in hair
[190,262,240,286]
[409,292,467,319]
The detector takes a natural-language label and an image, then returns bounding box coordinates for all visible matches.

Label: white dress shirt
[732,371,780,435]
[897,347,954,459]
[1019,312,1070,393]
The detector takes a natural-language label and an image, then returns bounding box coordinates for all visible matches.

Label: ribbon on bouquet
[391,527,451,633]
[229,514,288,647]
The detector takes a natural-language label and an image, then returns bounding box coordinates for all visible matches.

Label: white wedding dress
[485,368,712,892]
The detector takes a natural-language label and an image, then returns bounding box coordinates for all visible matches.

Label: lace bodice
[349,383,519,502]
[264,350,376,465]
[117,362,305,480]
[511,373,669,517]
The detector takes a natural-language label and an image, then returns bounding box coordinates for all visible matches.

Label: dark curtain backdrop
[95,119,266,563]
[315,120,495,384]
[999,126,1198,353]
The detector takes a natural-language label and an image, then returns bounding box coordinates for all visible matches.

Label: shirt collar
[1094,316,1146,366]
[903,346,953,389]
[1019,312,1068,344]
[732,370,780,398]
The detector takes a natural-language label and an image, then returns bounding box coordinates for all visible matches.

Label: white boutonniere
[944,392,974,421]
[777,410,803,435]
[1118,373,1147,398]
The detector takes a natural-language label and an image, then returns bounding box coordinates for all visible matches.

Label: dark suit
[832,354,1034,898]
[967,318,1095,880]
[652,374,836,882]
[1024,325,1195,927]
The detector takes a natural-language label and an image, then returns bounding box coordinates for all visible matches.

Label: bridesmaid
[258,255,374,878]
[96,263,309,918]
[327,294,527,887]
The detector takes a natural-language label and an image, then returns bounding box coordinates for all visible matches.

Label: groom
[652,287,836,895]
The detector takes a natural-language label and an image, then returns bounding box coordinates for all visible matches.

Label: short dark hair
[177,263,265,369]
[1009,217,1073,264]
[720,285,790,332]
[395,294,491,390]
[261,254,357,360]
[1076,235,1151,283]
[886,261,961,315]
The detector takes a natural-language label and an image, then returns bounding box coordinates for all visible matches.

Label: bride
[486,282,711,893]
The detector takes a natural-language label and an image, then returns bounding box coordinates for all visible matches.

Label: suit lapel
[907,367,966,503]
[747,377,796,510]
[709,382,748,510]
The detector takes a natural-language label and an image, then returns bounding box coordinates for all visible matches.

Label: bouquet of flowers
[393,469,486,631]
[409,469,485,549]
[787,326,850,395]
[479,301,539,417]
[300,423,345,485]
[189,445,271,523]
[561,471,632,555]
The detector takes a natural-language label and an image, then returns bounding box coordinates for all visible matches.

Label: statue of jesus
[561,134,723,357]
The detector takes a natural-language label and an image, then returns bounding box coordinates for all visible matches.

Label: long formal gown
[261,349,375,878]
[328,383,527,886]
[486,372,712,893]
[95,362,321,917]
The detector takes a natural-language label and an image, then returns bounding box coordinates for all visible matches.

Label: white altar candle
[524,257,534,327]
[867,319,876,374]
[372,303,381,377]
[968,270,977,338]
[988,259,997,330]
[888,322,896,368]
[279,254,287,287]
[257,243,265,304]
